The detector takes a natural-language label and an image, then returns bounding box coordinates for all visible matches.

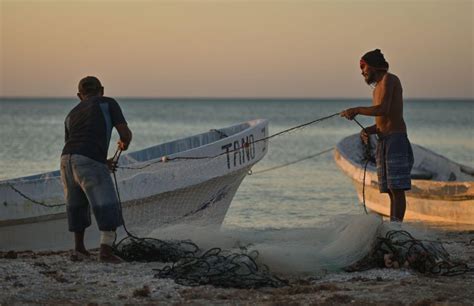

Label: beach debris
[13,282,25,288]
[345,230,469,276]
[0,251,18,259]
[33,261,50,268]
[38,270,69,283]
[69,250,93,262]
[4,251,18,259]
[132,285,151,298]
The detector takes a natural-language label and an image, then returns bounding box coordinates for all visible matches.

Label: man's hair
[78,76,103,96]
[361,49,389,70]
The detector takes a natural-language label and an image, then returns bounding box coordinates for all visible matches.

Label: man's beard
[364,71,376,85]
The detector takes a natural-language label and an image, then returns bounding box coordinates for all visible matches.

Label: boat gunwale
[334,145,474,201]
[123,118,267,166]
[335,134,474,188]
[0,119,268,185]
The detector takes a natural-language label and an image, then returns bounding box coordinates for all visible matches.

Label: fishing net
[114,215,470,289]
[345,223,470,276]
[3,113,471,287]
[113,234,289,288]
[112,214,384,288]
[116,163,250,237]
[155,247,288,288]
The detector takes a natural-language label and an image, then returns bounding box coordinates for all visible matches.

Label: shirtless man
[341,49,414,222]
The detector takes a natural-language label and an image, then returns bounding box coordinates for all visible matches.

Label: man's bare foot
[99,244,123,264]
[75,248,91,257]
[70,249,91,261]
[384,253,400,268]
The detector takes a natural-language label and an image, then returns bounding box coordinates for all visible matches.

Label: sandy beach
[2,0,473,304]
[2,229,473,305]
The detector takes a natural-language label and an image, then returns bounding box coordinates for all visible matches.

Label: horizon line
[1,96,473,101]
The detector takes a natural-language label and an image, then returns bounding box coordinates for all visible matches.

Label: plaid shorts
[376,133,414,193]
[60,154,123,232]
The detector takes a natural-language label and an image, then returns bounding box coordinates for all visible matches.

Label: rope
[251,147,334,174]
[109,113,374,288]
[352,117,367,133]
[117,112,340,170]
[6,113,472,280]
[5,112,340,207]
[6,183,65,208]
[5,112,372,223]
[114,237,199,262]
[361,160,369,214]
[113,228,290,288]
[110,147,289,288]
[154,246,289,288]
[353,117,374,215]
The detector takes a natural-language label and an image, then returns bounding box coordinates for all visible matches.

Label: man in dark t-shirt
[60,76,132,263]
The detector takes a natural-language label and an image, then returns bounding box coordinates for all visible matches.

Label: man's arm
[360,124,377,144]
[363,124,377,134]
[115,123,132,151]
[64,117,70,142]
[341,74,395,119]
[65,125,69,142]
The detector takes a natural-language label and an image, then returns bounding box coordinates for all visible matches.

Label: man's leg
[388,190,395,219]
[384,133,413,222]
[74,230,90,256]
[99,230,122,263]
[61,155,92,255]
[390,189,406,222]
[73,155,123,263]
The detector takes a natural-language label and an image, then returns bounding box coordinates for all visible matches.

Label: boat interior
[1,121,255,183]
[121,121,252,165]
[340,134,474,183]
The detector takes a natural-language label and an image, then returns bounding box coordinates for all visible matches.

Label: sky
[1,0,473,98]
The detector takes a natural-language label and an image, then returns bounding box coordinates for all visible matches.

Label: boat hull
[351,180,474,225]
[334,134,474,226]
[1,168,248,251]
[1,119,268,251]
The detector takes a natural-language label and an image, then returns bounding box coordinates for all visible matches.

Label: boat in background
[0,119,268,251]
[334,134,474,225]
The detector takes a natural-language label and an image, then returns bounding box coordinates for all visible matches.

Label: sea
[0,98,473,230]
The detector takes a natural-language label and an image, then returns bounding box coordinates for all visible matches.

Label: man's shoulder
[96,96,119,104]
[68,101,87,116]
[385,72,401,83]
[379,73,401,88]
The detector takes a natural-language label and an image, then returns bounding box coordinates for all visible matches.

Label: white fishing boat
[334,134,474,225]
[0,119,268,251]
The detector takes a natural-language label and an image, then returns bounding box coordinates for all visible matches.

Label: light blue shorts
[60,154,122,232]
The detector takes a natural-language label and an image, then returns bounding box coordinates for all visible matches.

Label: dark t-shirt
[61,96,127,163]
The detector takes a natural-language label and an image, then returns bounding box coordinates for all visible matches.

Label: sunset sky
[1,0,473,98]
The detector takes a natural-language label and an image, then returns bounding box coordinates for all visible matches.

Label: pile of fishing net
[113,215,471,290]
[113,236,288,289]
[345,229,469,276]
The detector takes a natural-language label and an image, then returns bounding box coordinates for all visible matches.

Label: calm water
[1,98,473,229]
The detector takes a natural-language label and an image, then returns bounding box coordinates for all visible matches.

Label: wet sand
[1,230,473,305]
